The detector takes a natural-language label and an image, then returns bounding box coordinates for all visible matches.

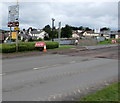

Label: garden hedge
[1,42,59,53]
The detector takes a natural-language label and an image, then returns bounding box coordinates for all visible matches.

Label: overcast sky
[1,1,118,30]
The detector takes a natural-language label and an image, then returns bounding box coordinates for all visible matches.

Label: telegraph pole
[58,22,61,47]
[52,18,55,41]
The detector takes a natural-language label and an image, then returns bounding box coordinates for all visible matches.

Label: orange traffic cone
[43,45,47,52]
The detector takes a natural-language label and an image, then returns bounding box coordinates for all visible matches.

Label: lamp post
[52,18,55,41]
[58,22,61,47]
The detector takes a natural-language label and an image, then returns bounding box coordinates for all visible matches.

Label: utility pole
[58,22,61,47]
[52,18,55,41]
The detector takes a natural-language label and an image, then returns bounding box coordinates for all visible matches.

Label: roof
[30,30,43,34]
[19,33,31,39]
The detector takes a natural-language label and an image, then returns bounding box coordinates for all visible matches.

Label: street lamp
[52,18,55,41]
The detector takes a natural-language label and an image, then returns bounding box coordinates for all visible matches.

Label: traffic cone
[43,45,47,52]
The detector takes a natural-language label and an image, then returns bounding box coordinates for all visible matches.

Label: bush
[2,42,59,53]
[18,45,28,52]
[46,42,59,49]
[18,42,35,51]
[2,45,16,53]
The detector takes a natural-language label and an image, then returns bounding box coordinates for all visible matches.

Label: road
[2,46,118,101]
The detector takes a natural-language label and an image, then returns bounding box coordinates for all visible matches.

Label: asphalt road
[2,52,118,101]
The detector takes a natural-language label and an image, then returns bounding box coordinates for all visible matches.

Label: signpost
[8,4,19,52]
[8,5,19,27]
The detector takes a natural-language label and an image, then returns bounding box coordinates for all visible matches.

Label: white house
[82,32,101,37]
[28,29,49,39]
[72,33,80,38]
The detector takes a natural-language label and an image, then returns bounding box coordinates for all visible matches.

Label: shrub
[18,42,35,51]
[2,42,59,53]
[2,45,16,53]
[18,45,28,52]
[46,42,59,49]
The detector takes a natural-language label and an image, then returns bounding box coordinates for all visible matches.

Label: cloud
[1,1,118,30]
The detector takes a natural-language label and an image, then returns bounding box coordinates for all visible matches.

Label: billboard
[8,5,19,27]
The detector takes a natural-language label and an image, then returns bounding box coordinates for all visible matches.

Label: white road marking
[0,73,6,76]
[70,61,76,64]
[39,66,49,69]
[33,68,39,70]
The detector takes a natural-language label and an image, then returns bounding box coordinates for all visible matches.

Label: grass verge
[79,82,119,102]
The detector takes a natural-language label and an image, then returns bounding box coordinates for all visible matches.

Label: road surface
[2,47,118,101]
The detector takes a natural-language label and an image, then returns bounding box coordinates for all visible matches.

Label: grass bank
[79,82,119,102]
[98,39,119,45]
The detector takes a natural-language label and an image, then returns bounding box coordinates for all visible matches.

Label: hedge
[1,42,59,53]
[46,42,59,49]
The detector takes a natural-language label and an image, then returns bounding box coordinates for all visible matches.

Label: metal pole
[52,18,55,41]
[58,22,61,47]
[10,27,12,42]
[16,31,18,52]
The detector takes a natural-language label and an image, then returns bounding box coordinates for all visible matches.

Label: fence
[54,38,98,46]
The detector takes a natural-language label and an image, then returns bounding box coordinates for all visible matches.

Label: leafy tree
[78,26,84,30]
[84,27,92,31]
[61,25,72,38]
[43,25,52,39]
[100,27,110,31]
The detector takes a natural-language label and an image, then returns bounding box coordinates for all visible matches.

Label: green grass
[98,39,112,45]
[80,82,119,102]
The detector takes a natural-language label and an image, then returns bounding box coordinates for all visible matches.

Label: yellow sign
[12,32,17,39]
[14,27,20,31]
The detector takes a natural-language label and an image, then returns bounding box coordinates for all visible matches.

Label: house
[19,28,49,41]
[72,31,80,38]
[28,29,49,40]
[72,30,84,38]
[100,30,118,39]
[82,32,101,37]
[0,29,11,43]
[19,31,31,41]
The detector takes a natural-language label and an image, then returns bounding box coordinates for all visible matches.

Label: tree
[78,26,84,30]
[61,25,72,38]
[84,27,92,31]
[43,25,52,39]
[100,27,110,31]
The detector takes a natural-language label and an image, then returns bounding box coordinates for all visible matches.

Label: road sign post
[8,4,19,52]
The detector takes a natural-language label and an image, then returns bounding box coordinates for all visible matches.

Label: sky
[0,0,119,31]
